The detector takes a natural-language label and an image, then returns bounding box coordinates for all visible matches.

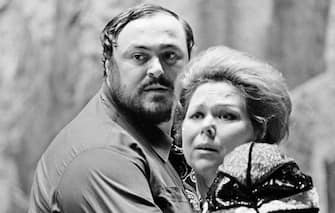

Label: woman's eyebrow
[212,103,240,109]
[187,103,205,112]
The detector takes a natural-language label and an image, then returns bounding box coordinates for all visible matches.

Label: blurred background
[1,0,334,212]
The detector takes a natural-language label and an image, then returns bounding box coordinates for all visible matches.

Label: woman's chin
[192,159,220,183]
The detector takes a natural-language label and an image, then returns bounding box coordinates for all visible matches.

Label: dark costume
[29,83,193,213]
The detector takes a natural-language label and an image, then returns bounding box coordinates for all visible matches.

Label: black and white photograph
[0,0,334,212]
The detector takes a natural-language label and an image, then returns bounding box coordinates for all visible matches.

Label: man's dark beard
[110,84,173,125]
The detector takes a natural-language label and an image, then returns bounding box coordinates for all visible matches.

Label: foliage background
[1,0,334,212]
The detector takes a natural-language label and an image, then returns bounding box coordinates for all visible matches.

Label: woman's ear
[252,117,268,142]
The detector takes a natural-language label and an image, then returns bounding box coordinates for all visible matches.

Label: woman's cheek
[182,121,197,163]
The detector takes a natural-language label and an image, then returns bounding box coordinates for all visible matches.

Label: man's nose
[147,57,164,78]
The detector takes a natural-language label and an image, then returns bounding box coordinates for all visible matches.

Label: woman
[171,46,318,212]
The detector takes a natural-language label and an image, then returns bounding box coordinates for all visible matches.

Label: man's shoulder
[47,118,144,171]
[50,92,139,151]
[61,146,147,178]
[44,146,151,213]
[40,95,146,182]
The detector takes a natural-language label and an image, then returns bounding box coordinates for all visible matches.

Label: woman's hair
[173,46,292,145]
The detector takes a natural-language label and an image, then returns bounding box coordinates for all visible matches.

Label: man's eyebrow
[122,44,184,56]
[159,44,183,50]
[121,45,150,55]
[127,44,182,50]
[127,45,151,50]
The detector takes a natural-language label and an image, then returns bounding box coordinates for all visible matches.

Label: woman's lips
[194,144,219,153]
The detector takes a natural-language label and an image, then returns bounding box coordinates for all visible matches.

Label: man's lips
[143,84,170,91]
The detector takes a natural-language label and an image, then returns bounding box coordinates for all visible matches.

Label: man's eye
[190,112,204,120]
[132,53,148,62]
[162,52,178,64]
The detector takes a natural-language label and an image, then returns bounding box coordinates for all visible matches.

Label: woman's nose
[201,125,216,140]
[147,57,164,78]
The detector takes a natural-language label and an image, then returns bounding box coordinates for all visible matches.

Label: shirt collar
[99,81,172,162]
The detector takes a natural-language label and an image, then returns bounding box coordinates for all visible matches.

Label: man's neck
[158,121,172,135]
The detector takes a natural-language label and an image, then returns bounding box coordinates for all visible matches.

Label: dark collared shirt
[28,83,193,213]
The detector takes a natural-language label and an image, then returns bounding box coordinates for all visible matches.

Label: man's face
[107,13,189,124]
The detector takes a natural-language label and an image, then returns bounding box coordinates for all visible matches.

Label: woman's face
[182,81,255,180]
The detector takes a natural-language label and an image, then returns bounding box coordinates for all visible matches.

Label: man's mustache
[141,76,174,90]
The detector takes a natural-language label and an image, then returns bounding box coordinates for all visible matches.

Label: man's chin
[142,93,173,110]
[140,102,173,124]
[143,91,173,102]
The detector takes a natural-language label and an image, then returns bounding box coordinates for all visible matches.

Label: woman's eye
[190,112,204,120]
[218,113,237,120]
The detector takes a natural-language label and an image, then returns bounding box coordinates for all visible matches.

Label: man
[28,4,194,213]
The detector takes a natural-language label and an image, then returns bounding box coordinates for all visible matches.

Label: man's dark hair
[100,3,195,76]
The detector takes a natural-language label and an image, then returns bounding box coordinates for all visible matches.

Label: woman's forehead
[188,82,246,108]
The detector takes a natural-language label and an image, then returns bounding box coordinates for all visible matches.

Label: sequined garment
[219,142,293,185]
[169,144,201,212]
[204,142,319,213]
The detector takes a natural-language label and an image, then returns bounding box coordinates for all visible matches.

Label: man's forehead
[120,14,184,35]
[127,12,180,26]
[115,13,187,52]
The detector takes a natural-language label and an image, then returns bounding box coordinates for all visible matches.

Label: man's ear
[105,59,111,77]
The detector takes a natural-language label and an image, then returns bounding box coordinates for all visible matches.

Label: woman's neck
[195,173,214,199]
